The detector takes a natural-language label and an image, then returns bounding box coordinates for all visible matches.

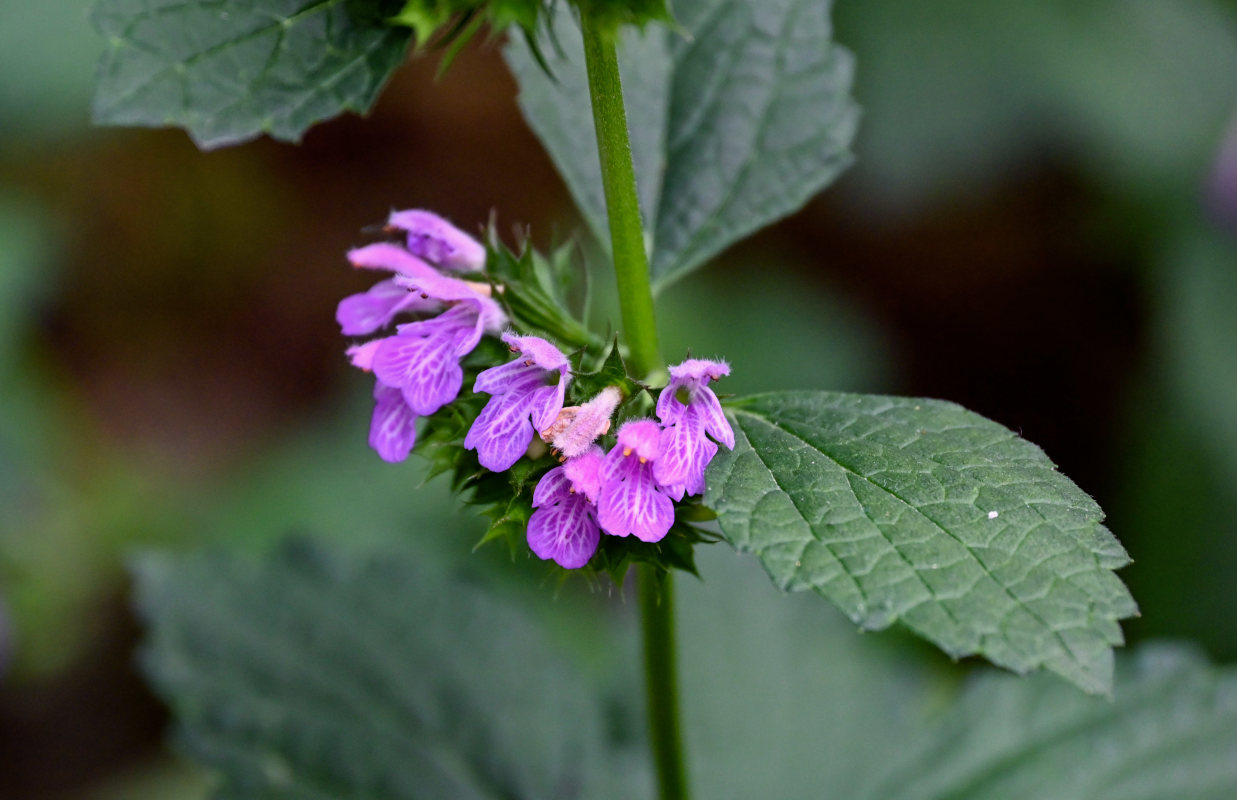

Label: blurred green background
[1,1,1236,797]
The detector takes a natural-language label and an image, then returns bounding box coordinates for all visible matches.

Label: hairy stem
[580,15,662,379]
[639,565,689,800]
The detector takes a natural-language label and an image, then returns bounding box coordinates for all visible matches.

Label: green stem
[579,14,685,799]
[639,565,689,800]
[580,14,662,378]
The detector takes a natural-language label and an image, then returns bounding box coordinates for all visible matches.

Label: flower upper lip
[385,209,487,273]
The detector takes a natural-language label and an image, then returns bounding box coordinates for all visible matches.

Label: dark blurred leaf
[836,0,1237,210]
[91,0,412,149]
[1111,388,1237,662]
[1159,225,1237,490]
[676,545,938,797]
[657,255,894,395]
[135,539,636,798]
[705,391,1137,694]
[1112,223,1237,659]
[853,645,1237,800]
[505,0,858,289]
[505,13,669,256]
[0,194,56,374]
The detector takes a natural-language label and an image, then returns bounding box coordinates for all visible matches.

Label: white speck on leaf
[988,510,999,519]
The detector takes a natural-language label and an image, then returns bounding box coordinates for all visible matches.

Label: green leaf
[1159,225,1237,495]
[91,0,412,149]
[504,12,670,254]
[505,0,857,289]
[1113,223,1237,659]
[704,391,1137,694]
[677,545,939,797]
[0,0,103,139]
[686,549,1237,797]
[134,539,634,799]
[852,645,1237,800]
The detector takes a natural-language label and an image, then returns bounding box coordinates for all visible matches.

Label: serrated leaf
[134,539,632,799]
[91,0,412,149]
[505,0,858,289]
[704,391,1137,694]
[852,645,1237,800]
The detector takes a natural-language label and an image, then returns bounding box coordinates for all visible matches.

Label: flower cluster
[337,210,506,463]
[339,210,734,572]
[520,357,734,570]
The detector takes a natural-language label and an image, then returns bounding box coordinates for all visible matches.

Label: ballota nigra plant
[89,1,1237,799]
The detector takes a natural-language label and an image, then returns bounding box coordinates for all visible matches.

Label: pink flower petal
[473,359,542,395]
[696,388,734,449]
[464,392,538,472]
[526,382,567,433]
[598,458,673,542]
[614,419,661,462]
[562,448,604,503]
[386,209,486,272]
[347,243,438,279]
[533,467,572,507]
[369,384,418,462]
[500,332,570,371]
[655,405,717,500]
[527,495,600,569]
[337,279,437,336]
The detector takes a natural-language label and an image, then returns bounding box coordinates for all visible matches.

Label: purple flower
[336,244,441,337]
[387,209,487,273]
[336,278,439,336]
[341,211,504,464]
[598,420,675,543]
[392,271,506,332]
[366,273,506,416]
[337,238,491,337]
[654,359,734,500]
[465,333,571,472]
[369,382,419,463]
[347,339,382,371]
[347,344,420,464]
[370,311,476,415]
[527,448,604,569]
[347,242,441,279]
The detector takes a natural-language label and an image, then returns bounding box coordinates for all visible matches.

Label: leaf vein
[734,407,1087,670]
